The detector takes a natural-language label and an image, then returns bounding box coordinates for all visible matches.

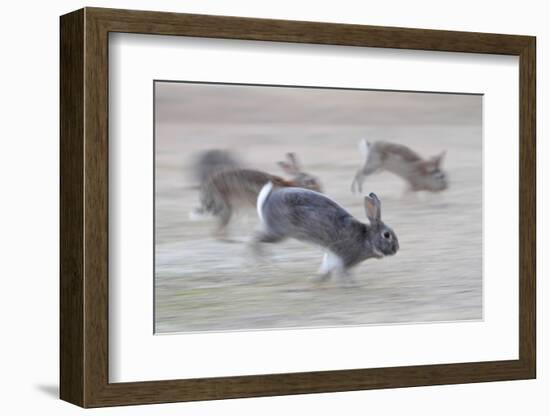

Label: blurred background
[154,81,482,333]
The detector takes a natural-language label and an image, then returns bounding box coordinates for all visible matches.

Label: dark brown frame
[60,7,536,408]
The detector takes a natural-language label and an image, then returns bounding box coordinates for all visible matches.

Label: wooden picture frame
[60,7,536,408]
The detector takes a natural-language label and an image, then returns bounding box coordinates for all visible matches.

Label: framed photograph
[60,7,536,408]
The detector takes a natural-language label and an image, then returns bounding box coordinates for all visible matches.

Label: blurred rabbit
[351,139,448,194]
[254,184,398,285]
[191,149,242,189]
[193,153,321,238]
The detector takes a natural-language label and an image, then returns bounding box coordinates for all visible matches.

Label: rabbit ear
[364,193,381,223]
[286,153,301,171]
[278,161,297,175]
[417,158,438,174]
[433,150,446,167]
[278,153,301,175]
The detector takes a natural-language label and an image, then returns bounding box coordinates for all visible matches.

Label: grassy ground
[154,85,482,333]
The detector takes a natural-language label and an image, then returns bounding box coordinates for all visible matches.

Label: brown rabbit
[351,139,448,194]
[193,153,322,237]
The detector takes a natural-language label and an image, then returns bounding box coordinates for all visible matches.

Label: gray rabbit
[351,139,448,194]
[254,183,399,285]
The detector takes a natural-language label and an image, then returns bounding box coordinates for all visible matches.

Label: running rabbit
[254,183,399,285]
[351,139,448,194]
[194,153,321,237]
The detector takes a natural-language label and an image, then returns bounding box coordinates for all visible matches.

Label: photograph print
[154,81,482,334]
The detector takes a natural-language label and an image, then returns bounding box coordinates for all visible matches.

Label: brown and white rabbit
[351,139,448,194]
[194,153,321,237]
[254,183,398,285]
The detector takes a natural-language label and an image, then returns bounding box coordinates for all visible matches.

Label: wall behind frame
[0,0,544,415]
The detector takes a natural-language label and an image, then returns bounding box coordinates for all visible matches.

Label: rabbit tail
[359,138,371,161]
[257,181,274,225]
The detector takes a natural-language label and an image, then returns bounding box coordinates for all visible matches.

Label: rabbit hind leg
[249,229,285,259]
[351,162,381,193]
[212,203,234,241]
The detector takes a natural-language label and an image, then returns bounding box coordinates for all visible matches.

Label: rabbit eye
[383,231,391,239]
